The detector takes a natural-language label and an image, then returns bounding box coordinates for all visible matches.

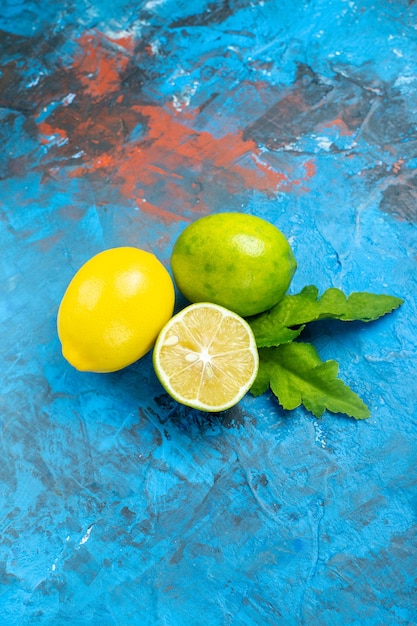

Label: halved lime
[153,302,259,412]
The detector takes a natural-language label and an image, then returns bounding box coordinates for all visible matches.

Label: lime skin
[171,213,297,317]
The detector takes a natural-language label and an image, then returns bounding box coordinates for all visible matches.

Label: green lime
[171,213,297,317]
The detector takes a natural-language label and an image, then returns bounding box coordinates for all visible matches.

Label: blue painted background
[1,1,417,624]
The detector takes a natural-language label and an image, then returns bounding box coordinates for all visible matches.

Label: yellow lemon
[153,302,259,412]
[171,212,297,317]
[57,247,175,373]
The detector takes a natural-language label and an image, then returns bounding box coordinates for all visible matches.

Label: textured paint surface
[1,0,417,624]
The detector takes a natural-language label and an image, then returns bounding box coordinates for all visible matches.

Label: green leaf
[248,286,404,348]
[251,342,371,419]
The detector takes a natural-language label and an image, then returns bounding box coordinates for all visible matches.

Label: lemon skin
[57,247,175,373]
[171,213,297,317]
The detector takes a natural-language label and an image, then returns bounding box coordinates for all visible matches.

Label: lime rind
[170,213,297,317]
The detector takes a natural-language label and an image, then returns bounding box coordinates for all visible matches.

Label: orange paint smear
[103,33,136,54]
[37,121,68,145]
[304,159,316,179]
[317,117,353,137]
[100,105,289,197]
[40,26,322,226]
[138,198,186,223]
[73,31,130,100]
[33,28,322,225]
[68,103,319,221]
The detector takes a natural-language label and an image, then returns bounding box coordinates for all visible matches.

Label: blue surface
[1,1,417,624]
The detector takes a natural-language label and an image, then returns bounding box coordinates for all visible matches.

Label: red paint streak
[392,158,404,174]
[88,153,114,169]
[67,103,318,221]
[304,159,316,179]
[318,117,353,136]
[73,31,130,100]
[35,31,319,224]
[138,198,185,222]
[104,33,135,54]
[95,105,288,194]
[37,121,68,145]
[291,159,317,193]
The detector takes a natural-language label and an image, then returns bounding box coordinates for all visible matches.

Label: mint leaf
[248,286,404,348]
[251,342,370,419]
